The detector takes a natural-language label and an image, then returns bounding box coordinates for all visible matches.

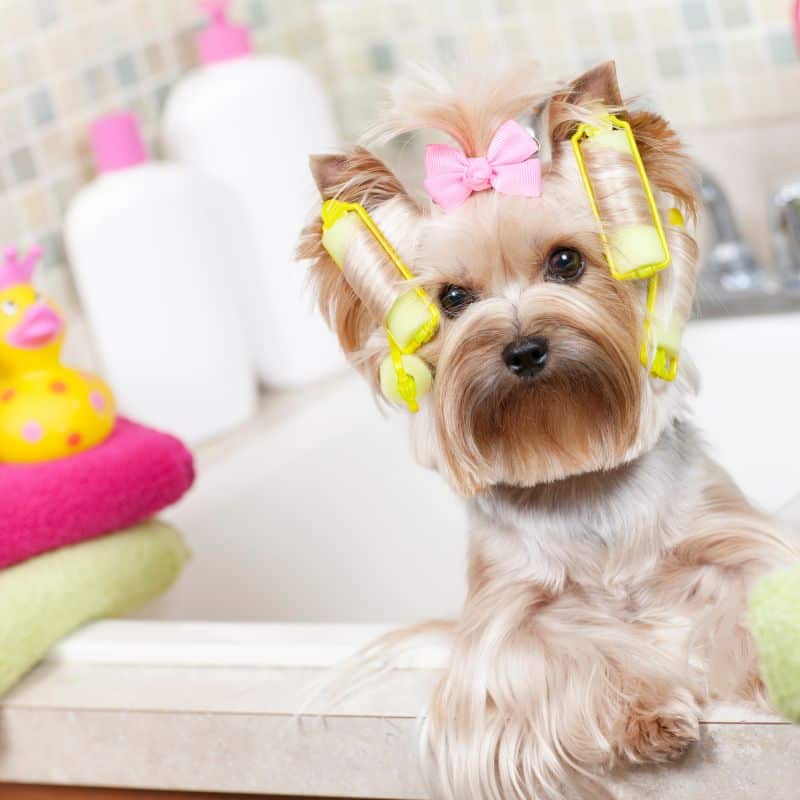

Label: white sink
[683,311,800,512]
[157,311,800,624]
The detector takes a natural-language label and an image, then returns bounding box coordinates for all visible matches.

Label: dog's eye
[439,284,476,318]
[544,248,585,283]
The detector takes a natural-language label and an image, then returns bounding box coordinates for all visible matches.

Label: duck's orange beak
[6,301,63,348]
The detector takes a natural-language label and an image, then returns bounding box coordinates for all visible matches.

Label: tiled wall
[0,0,798,286]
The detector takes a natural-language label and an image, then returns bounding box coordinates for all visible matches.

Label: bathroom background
[0,0,798,666]
[0,0,797,293]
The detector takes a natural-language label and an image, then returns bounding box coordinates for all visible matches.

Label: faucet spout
[697,167,761,292]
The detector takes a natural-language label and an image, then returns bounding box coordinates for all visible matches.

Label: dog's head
[300,62,699,496]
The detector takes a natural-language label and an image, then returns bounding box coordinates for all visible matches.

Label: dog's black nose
[502,336,549,378]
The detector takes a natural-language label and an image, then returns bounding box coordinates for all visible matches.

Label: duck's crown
[0,245,42,291]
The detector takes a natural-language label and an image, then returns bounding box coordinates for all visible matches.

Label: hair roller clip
[320,199,440,411]
[571,114,682,382]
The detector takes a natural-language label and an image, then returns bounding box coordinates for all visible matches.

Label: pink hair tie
[423,119,542,213]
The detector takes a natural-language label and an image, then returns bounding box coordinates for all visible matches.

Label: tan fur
[301,62,799,799]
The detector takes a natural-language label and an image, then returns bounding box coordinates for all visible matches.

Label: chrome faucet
[770,179,800,289]
[691,169,800,320]
[696,168,762,292]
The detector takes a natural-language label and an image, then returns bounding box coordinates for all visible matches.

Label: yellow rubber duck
[0,245,115,463]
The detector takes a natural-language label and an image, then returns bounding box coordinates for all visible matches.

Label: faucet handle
[770,181,800,288]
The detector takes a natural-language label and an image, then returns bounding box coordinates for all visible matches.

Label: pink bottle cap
[197,0,252,65]
[90,112,148,174]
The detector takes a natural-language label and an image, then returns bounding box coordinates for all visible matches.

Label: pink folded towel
[0,417,194,569]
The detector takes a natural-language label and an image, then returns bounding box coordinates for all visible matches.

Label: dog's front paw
[618,690,700,764]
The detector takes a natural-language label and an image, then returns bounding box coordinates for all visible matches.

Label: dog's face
[302,62,699,496]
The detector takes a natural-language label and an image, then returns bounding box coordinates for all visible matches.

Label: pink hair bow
[424,119,542,213]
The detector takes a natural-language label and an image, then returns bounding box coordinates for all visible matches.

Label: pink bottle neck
[197,0,252,65]
[90,113,148,174]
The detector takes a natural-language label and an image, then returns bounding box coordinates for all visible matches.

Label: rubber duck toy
[0,245,116,463]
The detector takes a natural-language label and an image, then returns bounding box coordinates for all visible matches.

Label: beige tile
[643,2,677,39]
[51,73,88,115]
[159,0,198,28]
[93,6,134,55]
[729,38,767,73]
[614,49,650,93]
[776,71,800,117]
[61,0,99,17]
[0,197,20,243]
[64,118,93,173]
[73,16,109,58]
[0,98,30,147]
[17,186,54,231]
[129,0,156,32]
[0,50,14,92]
[40,27,81,74]
[755,0,796,24]
[37,128,73,172]
[127,92,155,126]
[51,171,82,214]
[657,83,701,127]
[173,28,197,70]
[143,41,166,74]
[0,1,36,47]
[570,15,602,48]
[609,10,637,42]
[700,80,735,120]
[7,42,44,85]
[147,0,194,31]
[734,75,779,119]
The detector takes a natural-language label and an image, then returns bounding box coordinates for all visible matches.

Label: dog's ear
[298,147,419,358]
[547,61,694,214]
[309,148,407,207]
[548,60,623,145]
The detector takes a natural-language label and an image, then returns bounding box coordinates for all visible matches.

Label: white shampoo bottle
[162,0,345,387]
[65,112,258,443]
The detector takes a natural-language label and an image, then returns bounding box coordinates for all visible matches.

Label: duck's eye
[544,247,585,283]
[439,284,477,318]
[1,300,16,316]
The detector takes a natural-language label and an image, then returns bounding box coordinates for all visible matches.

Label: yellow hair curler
[320,198,440,411]
[571,114,681,381]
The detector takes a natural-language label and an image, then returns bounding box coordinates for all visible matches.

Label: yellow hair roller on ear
[572,115,670,282]
[571,114,682,381]
[320,199,439,412]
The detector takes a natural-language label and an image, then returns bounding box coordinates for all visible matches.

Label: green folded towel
[749,566,800,722]
[0,519,188,696]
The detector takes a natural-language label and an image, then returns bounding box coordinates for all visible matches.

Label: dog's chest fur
[469,420,708,592]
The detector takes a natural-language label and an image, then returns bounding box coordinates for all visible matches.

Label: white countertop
[0,620,798,799]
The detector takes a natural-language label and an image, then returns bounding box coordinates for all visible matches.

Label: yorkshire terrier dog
[300,61,798,799]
